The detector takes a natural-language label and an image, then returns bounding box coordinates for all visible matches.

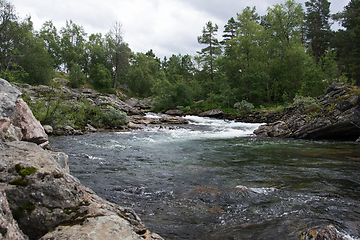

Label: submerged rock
[0,141,163,240]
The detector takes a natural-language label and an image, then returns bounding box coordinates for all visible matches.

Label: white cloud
[9,0,349,59]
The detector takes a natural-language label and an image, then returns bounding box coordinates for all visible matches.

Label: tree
[334,0,360,86]
[197,21,221,82]
[60,20,87,72]
[39,20,61,69]
[107,21,125,88]
[0,0,20,79]
[305,0,333,66]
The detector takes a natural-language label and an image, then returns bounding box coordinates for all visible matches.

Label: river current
[49,114,360,239]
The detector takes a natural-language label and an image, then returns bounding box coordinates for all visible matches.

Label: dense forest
[1,0,359,112]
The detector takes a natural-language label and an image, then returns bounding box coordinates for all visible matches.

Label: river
[49,114,360,239]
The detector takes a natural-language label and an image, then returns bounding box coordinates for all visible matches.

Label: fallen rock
[0,188,28,240]
[0,141,162,240]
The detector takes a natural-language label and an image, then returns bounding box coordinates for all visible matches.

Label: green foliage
[101,108,129,128]
[91,63,112,89]
[293,95,319,110]
[23,90,128,129]
[234,100,255,113]
[68,62,85,88]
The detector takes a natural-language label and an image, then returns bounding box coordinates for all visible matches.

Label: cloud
[9,0,350,59]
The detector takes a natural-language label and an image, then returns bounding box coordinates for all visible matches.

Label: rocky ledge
[253,84,360,141]
[0,78,163,239]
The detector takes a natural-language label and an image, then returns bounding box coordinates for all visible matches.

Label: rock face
[0,141,162,240]
[0,79,49,148]
[0,189,28,240]
[0,78,163,240]
[254,84,360,140]
[12,82,144,117]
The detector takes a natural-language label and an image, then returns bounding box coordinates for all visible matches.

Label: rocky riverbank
[0,78,163,240]
[163,84,360,142]
[253,84,360,141]
[11,81,189,134]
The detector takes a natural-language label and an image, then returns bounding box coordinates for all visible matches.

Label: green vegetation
[1,0,359,114]
[9,178,28,186]
[15,164,38,176]
[22,90,128,130]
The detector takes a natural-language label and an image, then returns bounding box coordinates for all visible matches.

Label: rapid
[49,114,360,239]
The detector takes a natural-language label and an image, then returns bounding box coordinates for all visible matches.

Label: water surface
[50,115,360,239]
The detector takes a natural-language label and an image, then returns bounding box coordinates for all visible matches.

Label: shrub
[234,100,255,113]
[293,95,318,109]
[101,108,129,128]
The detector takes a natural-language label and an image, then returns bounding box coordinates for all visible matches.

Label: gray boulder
[0,79,49,148]
[0,188,28,240]
[0,141,162,240]
[199,109,223,118]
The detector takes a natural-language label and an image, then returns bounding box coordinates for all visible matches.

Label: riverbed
[49,115,360,239]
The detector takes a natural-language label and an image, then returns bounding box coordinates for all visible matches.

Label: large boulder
[0,188,28,240]
[0,141,163,240]
[0,79,49,148]
[254,84,360,141]
[199,109,223,118]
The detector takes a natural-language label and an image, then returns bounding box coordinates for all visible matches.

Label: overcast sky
[10,0,349,59]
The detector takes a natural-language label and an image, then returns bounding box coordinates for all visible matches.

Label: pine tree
[197,21,221,81]
[335,0,360,86]
[305,0,333,66]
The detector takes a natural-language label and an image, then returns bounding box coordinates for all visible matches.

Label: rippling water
[49,114,360,239]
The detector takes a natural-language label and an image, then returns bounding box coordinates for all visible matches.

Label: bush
[234,100,255,113]
[101,108,129,128]
[23,91,128,130]
[293,95,318,109]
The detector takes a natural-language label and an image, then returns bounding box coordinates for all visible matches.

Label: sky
[9,0,350,59]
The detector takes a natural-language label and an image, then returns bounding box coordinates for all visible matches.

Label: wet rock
[84,124,97,133]
[128,115,189,126]
[0,141,162,240]
[299,224,351,240]
[159,117,189,124]
[55,125,83,136]
[253,121,291,138]
[0,188,28,240]
[165,109,184,116]
[127,122,143,130]
[199,109,223,118]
